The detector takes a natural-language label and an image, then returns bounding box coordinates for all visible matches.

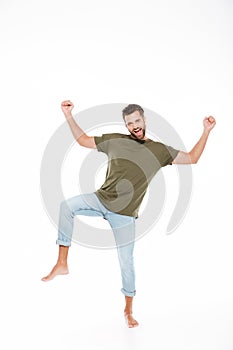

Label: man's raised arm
[61,100,96,149]
[172,116,216,164]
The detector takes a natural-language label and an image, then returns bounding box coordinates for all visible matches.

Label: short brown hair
[122,104,144,120]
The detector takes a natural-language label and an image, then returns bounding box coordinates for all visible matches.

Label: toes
[125,314,139,328]
[41,276,50,282]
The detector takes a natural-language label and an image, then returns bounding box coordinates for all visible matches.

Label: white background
[1,0,233,349]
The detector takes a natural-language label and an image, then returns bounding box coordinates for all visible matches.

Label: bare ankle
[124,308,132,315]
[124,296,134,314]
[57,260,67,266]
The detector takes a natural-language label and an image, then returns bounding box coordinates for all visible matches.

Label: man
[42,100,216,328]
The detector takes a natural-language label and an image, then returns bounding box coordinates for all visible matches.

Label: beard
[130,127,146,140]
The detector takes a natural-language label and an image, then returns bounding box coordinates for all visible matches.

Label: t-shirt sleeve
[94,135,105,153]
[161,144,180,166]
[94,134,115,154]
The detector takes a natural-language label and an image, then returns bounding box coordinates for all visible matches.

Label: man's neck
[129,135,148,143]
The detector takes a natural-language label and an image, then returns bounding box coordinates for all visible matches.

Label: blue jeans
[56,193,136,297]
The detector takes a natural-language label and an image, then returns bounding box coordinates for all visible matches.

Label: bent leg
[42,193,105,282]
[56,193,105,247]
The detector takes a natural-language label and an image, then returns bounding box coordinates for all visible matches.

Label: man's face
[124,110,147,140]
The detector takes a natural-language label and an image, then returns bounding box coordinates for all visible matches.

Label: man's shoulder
[96,133,128,140]
[145,140,171,154]
[107,133,127,138]
[94,133,129,149]
[145,139,164,148]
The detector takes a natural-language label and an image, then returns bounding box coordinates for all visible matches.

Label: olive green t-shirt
[94,133,179,218]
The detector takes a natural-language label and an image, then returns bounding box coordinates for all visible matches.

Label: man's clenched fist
[61,100,74,118]
[203,116,216,132]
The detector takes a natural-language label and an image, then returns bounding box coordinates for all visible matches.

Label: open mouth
[134,128,143,136]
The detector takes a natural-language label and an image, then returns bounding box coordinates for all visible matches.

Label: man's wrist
[203,128,210,137]
[65,112,73,119]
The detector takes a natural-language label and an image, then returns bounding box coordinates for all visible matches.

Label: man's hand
[203,116,216,132]
[61,100,74,119]
[173,116,216,164]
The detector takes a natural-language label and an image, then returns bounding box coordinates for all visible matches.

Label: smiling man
[42,101,216,328]
[124,104,146,140]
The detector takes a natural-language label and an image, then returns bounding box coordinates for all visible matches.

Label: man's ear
[143,116,147,124]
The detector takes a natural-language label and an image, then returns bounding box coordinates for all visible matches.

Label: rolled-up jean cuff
[56,239,71,247]
[121,288,136,297]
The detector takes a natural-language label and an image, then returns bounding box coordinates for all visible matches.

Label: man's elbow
[77,135,96,149]
[77,137,85,147]
[76,134,87,147]
[189,152,198,164]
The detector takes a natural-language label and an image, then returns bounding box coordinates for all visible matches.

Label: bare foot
[124,313,139,328]
[41,263,69,282]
